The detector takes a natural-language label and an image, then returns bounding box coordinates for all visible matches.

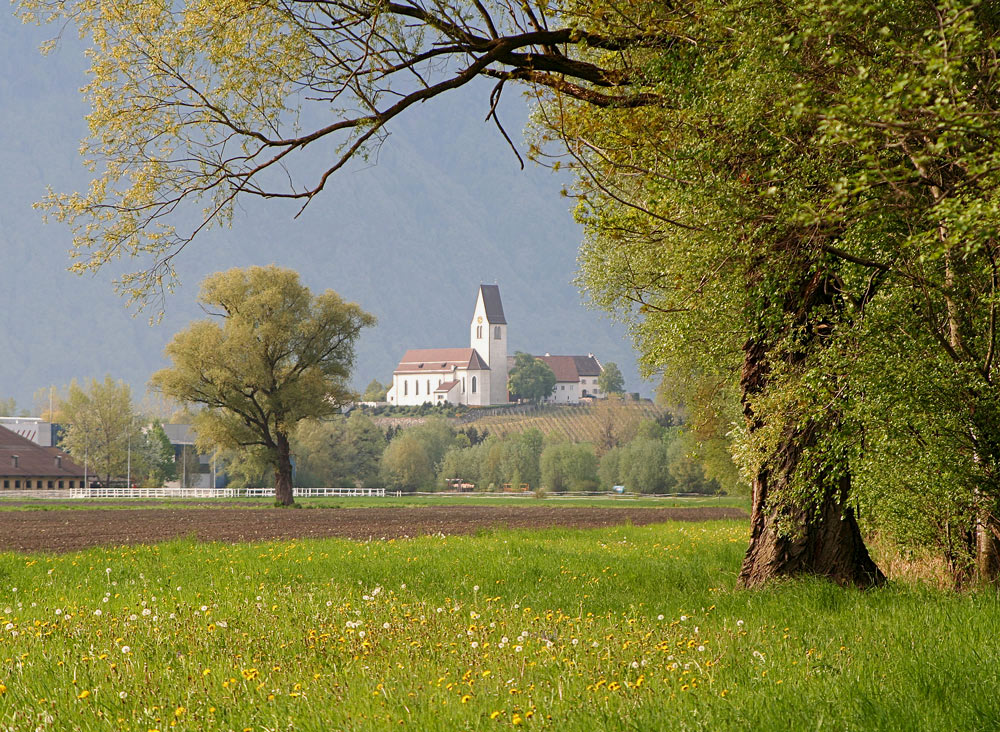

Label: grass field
[0,519,998,730]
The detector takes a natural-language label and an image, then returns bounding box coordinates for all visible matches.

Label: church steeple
[470,284,509,404]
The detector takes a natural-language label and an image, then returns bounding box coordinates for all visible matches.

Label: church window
[416,381,420,395]
[404,381,408,396]
[476,325,482,339]
[427,380,431,394]
[462,378,466,393]
[494,325,501,340]
[472,376,477,393]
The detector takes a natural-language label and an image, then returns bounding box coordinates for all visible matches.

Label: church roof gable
[394,348,490,373]
[0,425,85,477]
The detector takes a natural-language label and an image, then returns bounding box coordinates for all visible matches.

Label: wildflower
[77,690,91,699]
[490,711,503,720]
[461,694,472,703]
[94,610,102,617]
[174,707,185,717]
[698,645,706,652]
[512,714,524,726]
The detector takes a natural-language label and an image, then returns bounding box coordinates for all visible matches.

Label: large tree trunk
[274,431,295,506]
[737,272,886,589]
[738,410,885,588]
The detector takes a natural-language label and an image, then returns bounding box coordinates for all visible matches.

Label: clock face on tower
[477,317,483,324]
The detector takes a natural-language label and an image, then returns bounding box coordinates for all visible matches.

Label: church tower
[470,284,509,405]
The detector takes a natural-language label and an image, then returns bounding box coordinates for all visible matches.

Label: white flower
[470,642,479,649]
[473,585,479,592]
[326,601,333,607]
[657,614,664,621]
[102,597,109,603]
[501,636,509,644]
[400,584,406,589]
[129,614,138,622]
[698,645,706,652]
[631,661,639,669]
[592,642,600,648]
[216,621,227,628]
[737,620,744,627]
[3,608,9,614]
[572,638,579,646]
[358,631,366,638]
[142,608,151,616]
[4,623,12,631]
[514,645,523,653]
[680,615,687,621]
[93,610,102,617]
[54,608,62,615]
[118,691,127,700]
[105,568,111,575]
[383,622,391,630]
[121,646,131,654]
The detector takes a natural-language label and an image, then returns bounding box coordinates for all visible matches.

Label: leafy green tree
[151,266,375,505]
[380,432,435,492]
[362,380,389,403]
[597,362,625,395]
[140,420,177,487]
[58,376,142,488]
[0,397,18,417]
[540,442,599,492]
[619,438,674,495]
[507,353,557,404]
[294,412,386,488]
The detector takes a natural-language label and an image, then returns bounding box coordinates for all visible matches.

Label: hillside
[371,401,668,444]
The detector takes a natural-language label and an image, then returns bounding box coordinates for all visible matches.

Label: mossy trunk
[737,270,885,589]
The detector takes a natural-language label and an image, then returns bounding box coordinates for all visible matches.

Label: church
[386,285,510,407]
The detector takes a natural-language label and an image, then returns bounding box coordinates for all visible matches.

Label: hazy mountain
[0,13,647,411]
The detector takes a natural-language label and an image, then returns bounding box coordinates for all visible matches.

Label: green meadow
[0,520,997,731]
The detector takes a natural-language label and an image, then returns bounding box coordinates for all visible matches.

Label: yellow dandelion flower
[461,694,472,704]
[512,714,523,726]
[490,710,503,720]
[174,707,185,717]
[77,690,91,699]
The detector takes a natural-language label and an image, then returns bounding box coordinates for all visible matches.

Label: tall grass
[0,521,997,730]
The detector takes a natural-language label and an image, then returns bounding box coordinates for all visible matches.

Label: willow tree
[151,266,375,505]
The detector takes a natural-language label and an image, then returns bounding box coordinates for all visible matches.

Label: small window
[462,378,466,393]
[416,381,419,395]
[472,376,477,393]
[25,480,31,489]
[476,325,483,339]
[2,480,7,489]
[404,381,408,396]
[48,480,54,489]
[494,325,501,340]
[14,480,20,488]
[58,480,63,489]
[427,380,431,395]
[560,384,565,390]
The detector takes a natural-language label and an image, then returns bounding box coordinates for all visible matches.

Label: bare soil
[0,505,746,553]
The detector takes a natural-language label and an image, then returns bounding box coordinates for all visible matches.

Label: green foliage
[597,361,625,394]
[540,442,599,492]
[361,379,389,402]
[57,375,142,487]
[151,266,375,504]
[507,352,557,404]
[293,412,387,488]
[140,420,177,487]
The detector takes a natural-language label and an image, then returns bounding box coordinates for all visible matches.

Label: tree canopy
[597,362,624,395]
[508,352,557,403]
[151,266,375,504]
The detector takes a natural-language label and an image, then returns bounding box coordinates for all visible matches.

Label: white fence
[63,486,385,499]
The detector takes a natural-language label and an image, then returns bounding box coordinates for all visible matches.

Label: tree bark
[274,431,295,506]
[736,270,886,589]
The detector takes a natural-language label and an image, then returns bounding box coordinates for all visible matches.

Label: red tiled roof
[536,354,603,382]
[393,348,489,373]
[435,381,460,393]
[0,426,85,478]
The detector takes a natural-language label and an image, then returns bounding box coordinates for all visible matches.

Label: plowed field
[0,505,746,553]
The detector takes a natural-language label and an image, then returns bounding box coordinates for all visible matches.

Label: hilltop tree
[597,362,625,395]
[508,352,556,404]
[151,266,375,505]
[362,380,389,403]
